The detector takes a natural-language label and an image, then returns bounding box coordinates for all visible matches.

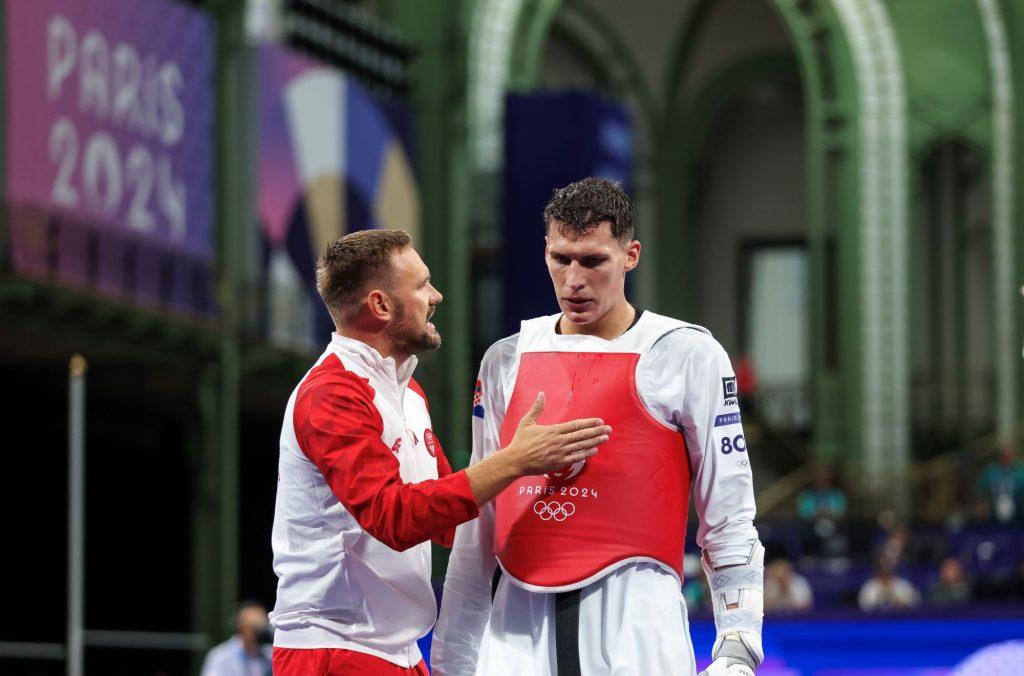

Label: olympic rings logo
[533,500,576,521]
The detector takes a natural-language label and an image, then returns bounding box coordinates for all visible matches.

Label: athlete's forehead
[545,220,621,256]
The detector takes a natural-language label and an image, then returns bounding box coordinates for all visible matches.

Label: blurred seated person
[798,466,849,558]
[877,523,910,568]
[763,560,813,612]
[797,466,847,522]
[976,444,1024,523]
[858,557,920,613]
[928,557,972,607]
[200,601,272,676]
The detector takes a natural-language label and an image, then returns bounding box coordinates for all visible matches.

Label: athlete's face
[385,246,443,354]
[545,220,639,327]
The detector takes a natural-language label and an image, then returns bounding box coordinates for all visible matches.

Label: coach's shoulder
[297,354,376,404]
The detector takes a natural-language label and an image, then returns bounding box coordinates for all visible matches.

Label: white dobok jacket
[431,310,763,676]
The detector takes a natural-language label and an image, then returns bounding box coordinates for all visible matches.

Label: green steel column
[768,0,859,464]
[199,0,252,650]
[387,1,473,472]
[191,362,221,674]
[1004,0,1024,434]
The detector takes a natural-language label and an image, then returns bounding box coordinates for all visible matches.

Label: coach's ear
[366,289,395,321]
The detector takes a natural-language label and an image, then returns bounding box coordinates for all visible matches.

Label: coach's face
[545,220,639,327]
[386,246,443,354]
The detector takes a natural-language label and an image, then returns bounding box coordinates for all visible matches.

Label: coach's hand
[463,392,610,507]
[505,392,609,475]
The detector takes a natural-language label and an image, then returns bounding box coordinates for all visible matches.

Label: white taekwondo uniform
[432,310,763,676]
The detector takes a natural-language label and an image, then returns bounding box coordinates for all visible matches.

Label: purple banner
[5,0,215,261]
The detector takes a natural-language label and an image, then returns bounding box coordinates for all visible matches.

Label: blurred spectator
[200,600,272,676]
[797,466,847,522]
[858,558,920,612]
[976,444,1024,523]
[734,354,758,414]
[878,523,910,568]
[928,557,972,606]
[763,559,813,612]
[797,466,849,559]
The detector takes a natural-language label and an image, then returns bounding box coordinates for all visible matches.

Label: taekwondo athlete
[432,179,765,676]
[270,230,612,676]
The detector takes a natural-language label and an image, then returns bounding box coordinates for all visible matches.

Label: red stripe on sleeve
[293,356,479,552]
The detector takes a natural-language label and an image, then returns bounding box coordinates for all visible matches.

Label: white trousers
[474,563,698,676]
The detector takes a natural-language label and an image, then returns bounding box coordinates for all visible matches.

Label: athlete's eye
[551,254,570,265]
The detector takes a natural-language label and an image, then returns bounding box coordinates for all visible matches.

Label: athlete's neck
[558,300,636,340]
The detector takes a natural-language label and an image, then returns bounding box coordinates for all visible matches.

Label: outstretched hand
[506,392,610,476]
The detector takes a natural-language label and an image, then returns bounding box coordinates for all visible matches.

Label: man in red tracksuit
[269,229,611,675]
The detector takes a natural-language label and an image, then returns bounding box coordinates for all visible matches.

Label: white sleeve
[640,330,760,566]
[431,336,516,676]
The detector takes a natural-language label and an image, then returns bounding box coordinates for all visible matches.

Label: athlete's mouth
[564,297,593,311]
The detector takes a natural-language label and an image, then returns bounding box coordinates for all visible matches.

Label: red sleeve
[293,363,479,552]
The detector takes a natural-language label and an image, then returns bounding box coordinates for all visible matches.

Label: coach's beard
[389,302,442,355]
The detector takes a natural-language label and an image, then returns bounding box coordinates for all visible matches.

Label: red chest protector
[494,344,691,592]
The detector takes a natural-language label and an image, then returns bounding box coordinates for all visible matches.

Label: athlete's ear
[624,240,641,271]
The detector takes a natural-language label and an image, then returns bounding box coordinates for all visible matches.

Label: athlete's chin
[560,305,597,325]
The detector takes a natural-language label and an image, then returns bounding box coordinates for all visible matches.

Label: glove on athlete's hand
[698,656,754,676]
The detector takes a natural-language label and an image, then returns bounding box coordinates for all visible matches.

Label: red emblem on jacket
[423,429,438,457]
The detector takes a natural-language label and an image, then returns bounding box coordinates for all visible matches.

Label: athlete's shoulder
[481,331,520,376]
[481,332,520,370]
[646,313,727,360]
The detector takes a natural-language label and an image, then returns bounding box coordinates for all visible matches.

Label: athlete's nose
[565,261,586,291]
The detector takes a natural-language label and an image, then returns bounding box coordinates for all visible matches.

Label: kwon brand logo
[722,376,739,405]
[533,500,576,522]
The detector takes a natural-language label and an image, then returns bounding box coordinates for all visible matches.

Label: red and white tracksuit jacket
[269,334,479,668]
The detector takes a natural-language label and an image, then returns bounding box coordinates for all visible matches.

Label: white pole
[68,355,86,676]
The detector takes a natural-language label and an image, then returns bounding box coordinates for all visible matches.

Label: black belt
[554,589,582,676]
[491,569,583,676]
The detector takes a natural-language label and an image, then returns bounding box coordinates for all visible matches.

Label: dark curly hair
[542,177,635,244]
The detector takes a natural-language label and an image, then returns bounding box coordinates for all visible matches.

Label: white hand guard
[698,656,756,676]
[701,540,765,670]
